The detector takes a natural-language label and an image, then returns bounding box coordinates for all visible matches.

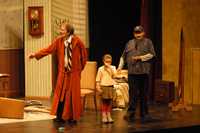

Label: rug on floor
[0,106,55,124]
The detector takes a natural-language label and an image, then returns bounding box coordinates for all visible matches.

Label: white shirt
[96,65,117,86]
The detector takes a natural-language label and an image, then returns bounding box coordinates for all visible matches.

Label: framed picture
[28,6,44,37]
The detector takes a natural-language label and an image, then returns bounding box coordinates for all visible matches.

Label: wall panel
[24,0,52,97]
[191,49,200,104]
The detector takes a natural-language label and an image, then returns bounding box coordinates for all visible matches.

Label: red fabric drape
[140,0,150,37]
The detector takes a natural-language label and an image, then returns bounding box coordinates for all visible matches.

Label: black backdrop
[89,0,141,66]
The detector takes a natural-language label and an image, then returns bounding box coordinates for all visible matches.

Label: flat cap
[134,26,144,33]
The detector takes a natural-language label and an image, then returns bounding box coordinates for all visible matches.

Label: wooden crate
[0,97,25,119]
[154,80,175,104]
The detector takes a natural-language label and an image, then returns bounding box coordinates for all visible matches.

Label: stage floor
[0,104,200,133]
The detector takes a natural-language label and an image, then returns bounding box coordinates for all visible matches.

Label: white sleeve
[140,53,154,61]
[111,66,117,77]
[118,57,124,69]
[96,68,101,82]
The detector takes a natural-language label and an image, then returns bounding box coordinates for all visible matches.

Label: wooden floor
[1,103,200,133]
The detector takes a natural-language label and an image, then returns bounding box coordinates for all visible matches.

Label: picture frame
[28,6,44,37]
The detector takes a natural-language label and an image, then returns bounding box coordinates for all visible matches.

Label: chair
[80,61,97,112]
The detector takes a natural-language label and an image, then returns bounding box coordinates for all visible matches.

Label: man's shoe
[53,118,66,123]
[68,119,77,124]
[123,113,135,122]
[123,114,129,120]
[141,115,153,123]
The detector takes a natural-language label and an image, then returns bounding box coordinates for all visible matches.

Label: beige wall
[24,0,52,97]
[51,0,73,38]
[72,0,89,47]
[0,0,23,49]
[163,0,200,104]
[52,0,89,47]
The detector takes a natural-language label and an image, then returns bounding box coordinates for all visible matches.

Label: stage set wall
[163,0,200,104]
[24,0,52,98]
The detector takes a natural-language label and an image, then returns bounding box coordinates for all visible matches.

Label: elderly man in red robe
[29,23,87,123]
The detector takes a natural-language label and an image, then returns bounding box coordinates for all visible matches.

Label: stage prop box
[154,80,175,104]
[0,97,25,119]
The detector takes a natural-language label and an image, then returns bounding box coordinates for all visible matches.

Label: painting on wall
[28,6,44,37]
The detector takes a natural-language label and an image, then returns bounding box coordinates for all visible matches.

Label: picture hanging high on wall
[28,6,44,37]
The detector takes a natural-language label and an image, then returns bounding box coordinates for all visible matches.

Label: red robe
[34,35,87,120]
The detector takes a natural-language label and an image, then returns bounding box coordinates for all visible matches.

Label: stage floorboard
[0,104,200,133]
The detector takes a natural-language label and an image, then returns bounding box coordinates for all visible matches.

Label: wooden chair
[80,61,97,112]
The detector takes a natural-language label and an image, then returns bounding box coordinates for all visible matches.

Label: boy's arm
[109,66,118,78]
[96,81,102,93]
[96,68,102,93]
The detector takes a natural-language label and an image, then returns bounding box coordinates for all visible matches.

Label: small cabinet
[154,79,175,104]
[0,74,10,97]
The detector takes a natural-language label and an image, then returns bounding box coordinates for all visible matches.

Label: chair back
[81,61,97,90]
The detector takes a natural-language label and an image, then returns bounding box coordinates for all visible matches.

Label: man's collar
[66,35,73,44]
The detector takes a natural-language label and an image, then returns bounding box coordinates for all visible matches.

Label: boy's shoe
[102,112,108,123]
[107,112,114,123]
[102,117,108,123]
[107,117,114,123]
[107,114,114,123]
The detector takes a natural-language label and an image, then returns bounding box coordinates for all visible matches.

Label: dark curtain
[140,0,162,78]
[140,0,150,38]
[140,0,162,101]
[88,0,141,67]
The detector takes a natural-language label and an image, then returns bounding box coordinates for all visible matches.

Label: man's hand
[28,53,36,59]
